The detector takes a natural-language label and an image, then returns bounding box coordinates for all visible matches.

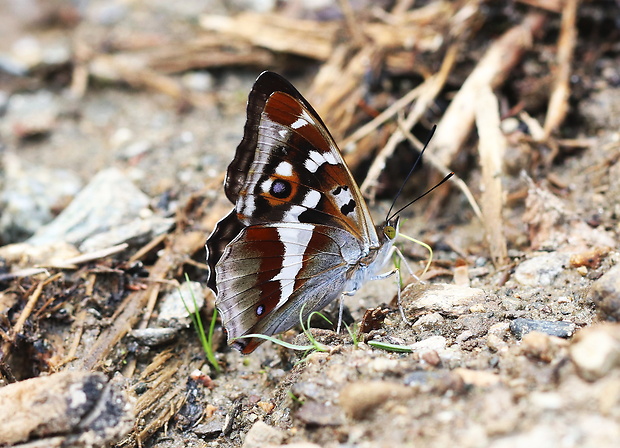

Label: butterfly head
[382,215,400,242]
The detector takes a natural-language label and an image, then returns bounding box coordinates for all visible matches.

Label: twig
[49,243,129,268]
[476,87,509,267]
[340,83,424,151]
[396,116,483,222]
[430,13,547,167]
[543,0,579,139]
[1,273,62,359]
[360,44,457,199]
[338,0,366,46]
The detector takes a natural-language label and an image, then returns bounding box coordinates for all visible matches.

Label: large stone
[588,264,620,322]
[570,323,620,381]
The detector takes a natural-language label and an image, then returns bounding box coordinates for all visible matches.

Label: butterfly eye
[384,225,397,239]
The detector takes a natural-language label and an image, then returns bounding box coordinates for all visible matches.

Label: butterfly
[206,71,402,354]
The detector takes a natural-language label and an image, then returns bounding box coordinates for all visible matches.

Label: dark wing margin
[206,209,243,293]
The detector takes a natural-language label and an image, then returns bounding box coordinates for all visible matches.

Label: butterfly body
[206,72,398,353]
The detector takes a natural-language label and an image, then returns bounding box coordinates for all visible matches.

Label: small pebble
[509,317,576,339]
[487,334,508,353]
[520,331,567,362]
[453,368,501,387]
[339,381,415,420]
[256,401,274,413]
[513,253,569,286]
[421,350,441,367]
[2,90,59,139]
[412,312,444,328]
[295,402,344,426]
[129,328,177,346]
[405,283,486,315]
[409,335,447,354]
[241,420,285,448]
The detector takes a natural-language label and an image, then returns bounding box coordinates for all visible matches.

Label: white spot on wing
[304,150,339,174]
[291,117,308,129]
[291,109,314,130]
[261,179,272,193]
[283,190,321,222]
[302,189,321,209]
[275,161,293,177]
[240,196,256,217]
[324,152,338,165]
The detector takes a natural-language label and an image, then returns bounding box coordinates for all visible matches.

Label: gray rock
[79,215,174,252]
[0,154,82,242]
[27,168,150,247]
[587,264,620,322]
[405,283,486,315]
[157,281,206,329]
[193,416,225,439]
[129,328,178,346]
[513,253,569,286]
[509,318,576,339]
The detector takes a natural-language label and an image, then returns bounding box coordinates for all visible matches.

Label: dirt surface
[1,1,620,447]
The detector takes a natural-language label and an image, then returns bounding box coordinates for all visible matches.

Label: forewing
[227,72,379,246]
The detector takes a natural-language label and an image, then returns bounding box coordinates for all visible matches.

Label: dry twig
[360,44,457,199]
[476,87,509,267]
[431,13,547,167]
[543,0,579,139]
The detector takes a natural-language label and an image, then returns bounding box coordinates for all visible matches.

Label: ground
[0,1,619,448]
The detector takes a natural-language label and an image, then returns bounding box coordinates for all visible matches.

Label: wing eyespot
[270,179,292,198]
[256,304,265,316]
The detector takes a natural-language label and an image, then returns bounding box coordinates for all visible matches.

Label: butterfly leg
[393,246,424,284]
[369,267,410,325]
[336,290,357,334]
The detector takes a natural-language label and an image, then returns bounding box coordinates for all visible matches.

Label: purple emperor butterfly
[206,71,400,354]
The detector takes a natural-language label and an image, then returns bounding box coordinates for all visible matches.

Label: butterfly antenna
[387,171,454,222]
[385,125,437,222]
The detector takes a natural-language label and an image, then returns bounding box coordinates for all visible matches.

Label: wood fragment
[431,13,547,168]
[543,0,579,139]
[49,243,129,269]
[199,13,338,61]
[1,273,62,359]
[476,87,509,268]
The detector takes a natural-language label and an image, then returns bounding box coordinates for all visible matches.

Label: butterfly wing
[206,72,382,352]
[215,223,366,353]
[228,72,378,242]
